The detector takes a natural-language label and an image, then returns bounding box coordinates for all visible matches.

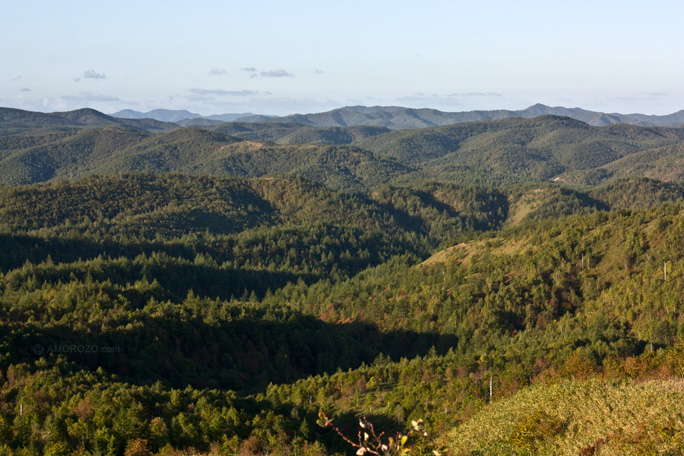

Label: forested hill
[3,173,683,243]
[0,125,408,190]
[3,109,684,187]
[4,171,684,454]
[0,107,177,134]
[358,116,684,184]
[0,174,507,247]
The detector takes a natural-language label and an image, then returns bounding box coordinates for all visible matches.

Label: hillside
[207,121,308,141]
[0,107,177,135]
[449,378,684,455]
[600,142,684,182]
[3,171,684,454]
[275,125,392,145]
[0,126,406,190]
[0,174,510,246]
[188,143,413,192]
[0,127,152,184]
[360,116,684,185]
[202,123,391,145]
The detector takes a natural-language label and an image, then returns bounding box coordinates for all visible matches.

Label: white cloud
[83,70,106,80]
[209,67,226,76]
[260,69,293,78]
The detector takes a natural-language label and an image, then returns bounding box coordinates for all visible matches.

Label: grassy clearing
[421,237,530,268]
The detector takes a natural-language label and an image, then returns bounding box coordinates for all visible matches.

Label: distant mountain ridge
[109,104,684,129]
[253,104,684,129]
[112,108,202,122]
[111,109,255,123]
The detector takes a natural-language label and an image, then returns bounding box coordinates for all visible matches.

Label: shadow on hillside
[373,188,509,235]
[0,233,199,269]
[0,233,324,300]
[9,312,459,393]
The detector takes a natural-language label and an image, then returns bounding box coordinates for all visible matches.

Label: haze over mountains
[112,108,256,124]
[112,104,684,129]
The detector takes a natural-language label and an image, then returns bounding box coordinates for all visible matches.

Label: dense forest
[2,108,684,455]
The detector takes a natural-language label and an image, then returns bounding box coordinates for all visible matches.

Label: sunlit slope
[449,378,684,455]
[0,127,150,184]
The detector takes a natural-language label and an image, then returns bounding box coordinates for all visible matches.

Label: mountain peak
[523,103,555,114]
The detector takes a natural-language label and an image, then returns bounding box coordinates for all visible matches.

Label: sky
[1,0,683,116]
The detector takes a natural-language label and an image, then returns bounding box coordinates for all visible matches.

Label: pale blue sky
[1,0,683,115]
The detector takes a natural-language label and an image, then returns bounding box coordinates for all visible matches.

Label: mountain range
[3,105,684,188]
[111,104,684,129]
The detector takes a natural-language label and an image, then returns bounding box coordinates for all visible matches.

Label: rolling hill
[202,122,390,144]
[0,127,152,184]
[3,108,684,189]
[360,116,684,185]
[0,107,177,135]
[0,125,410,190]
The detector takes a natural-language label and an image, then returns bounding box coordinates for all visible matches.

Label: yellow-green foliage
[421,237,529,268]
[448,378,684,455]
